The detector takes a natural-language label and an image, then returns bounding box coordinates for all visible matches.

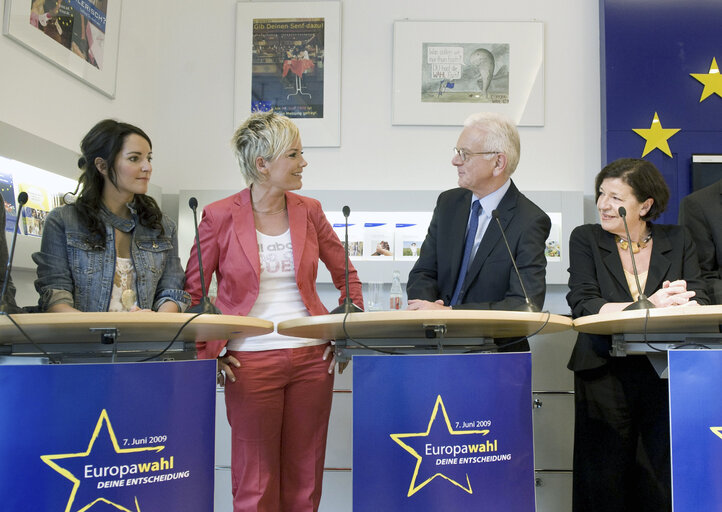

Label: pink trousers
[224,344,334,512]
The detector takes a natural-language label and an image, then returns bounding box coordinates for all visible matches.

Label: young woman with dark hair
[33,119,189,312]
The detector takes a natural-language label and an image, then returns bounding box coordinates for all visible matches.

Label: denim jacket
[33,203,190,312]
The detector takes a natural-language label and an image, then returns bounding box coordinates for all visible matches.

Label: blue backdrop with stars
[0,360,216,512]
[602,0,722,224]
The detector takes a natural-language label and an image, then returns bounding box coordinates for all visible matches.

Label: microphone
[329,205,362,314]
[1,192,28,315]
[491,209,539,312]
[618,206,654,310]
[187,197,221,315]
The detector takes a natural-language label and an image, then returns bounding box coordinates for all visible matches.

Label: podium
[0,312,273,363]
[277,310,572,362]
[574,307,722,510]
[572,304,722,376]
[278,310,573,511]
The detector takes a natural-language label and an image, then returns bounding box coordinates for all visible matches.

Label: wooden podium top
[572,304,722,335]
[0,312,273,344]
[277,310,572,340]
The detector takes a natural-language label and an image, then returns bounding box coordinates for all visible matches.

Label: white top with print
[227,229,323,351]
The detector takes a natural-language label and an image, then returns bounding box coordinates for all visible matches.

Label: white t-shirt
[226,229,324,351]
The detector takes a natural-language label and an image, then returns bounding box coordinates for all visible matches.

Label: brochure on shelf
[325,211,433,261]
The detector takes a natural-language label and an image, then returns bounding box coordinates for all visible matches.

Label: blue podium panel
[0,360,216,512]
[669,351,722,511]
[353,353,534,511]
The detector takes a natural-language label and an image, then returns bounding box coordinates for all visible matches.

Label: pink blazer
[185,188,363,359]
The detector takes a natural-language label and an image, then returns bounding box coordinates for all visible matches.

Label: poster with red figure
[250,17,325,119]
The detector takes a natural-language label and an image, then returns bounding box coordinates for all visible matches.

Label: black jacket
[566,222,709,372]
[679,180,722,305]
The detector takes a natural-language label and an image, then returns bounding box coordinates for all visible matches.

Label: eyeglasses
[453,147,499,163]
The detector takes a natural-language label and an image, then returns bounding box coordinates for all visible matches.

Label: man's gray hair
[464,112,521,176]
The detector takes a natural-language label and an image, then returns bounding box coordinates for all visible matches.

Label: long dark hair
[71,119,164,246]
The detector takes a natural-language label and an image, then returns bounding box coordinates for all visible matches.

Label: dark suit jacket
[407,181,551,311]
[566,223,709,372]
[679,180,722,305]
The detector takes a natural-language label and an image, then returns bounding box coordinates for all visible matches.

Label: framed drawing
[392,20,544,126]
[234,1,341,147]
[3,0,122,98]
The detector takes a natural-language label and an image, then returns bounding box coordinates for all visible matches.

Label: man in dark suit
[679,179,722,305]
[407,112,551,315]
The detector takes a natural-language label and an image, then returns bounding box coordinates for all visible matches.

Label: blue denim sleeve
[32,208,75,310]
[152,216,191,312]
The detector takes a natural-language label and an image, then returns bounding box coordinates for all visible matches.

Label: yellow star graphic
[690,57,722,102]
[710,426,722,440]
[389,395,489,497]
[40,409,164,512]
[632,112,680,158]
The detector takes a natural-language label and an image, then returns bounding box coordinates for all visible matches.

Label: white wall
[1,0,601,195]
[0,1,165,180]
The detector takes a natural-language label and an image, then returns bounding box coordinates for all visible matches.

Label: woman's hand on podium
[128,305,153,312]
[649,280,698,308]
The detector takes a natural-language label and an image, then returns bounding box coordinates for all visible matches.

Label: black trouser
[573,356,671,512]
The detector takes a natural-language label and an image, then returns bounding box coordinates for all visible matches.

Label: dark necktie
[450,200,481,306]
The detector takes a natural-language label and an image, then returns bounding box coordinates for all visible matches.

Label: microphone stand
[187,197,221,315]
[492,210,539,312]
[0,192,28,315]
[330,205,362,314]
[618,206,655,311]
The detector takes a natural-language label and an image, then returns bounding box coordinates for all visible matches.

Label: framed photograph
[3,0,122,98]
[235,1,341,147]
[392,20,544,126]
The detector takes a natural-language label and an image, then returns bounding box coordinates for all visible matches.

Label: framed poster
[234,1,341,147]
[3,0,122,98]
[392,20,544,126]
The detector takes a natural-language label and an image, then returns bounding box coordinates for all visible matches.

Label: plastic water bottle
[389,270,402,310]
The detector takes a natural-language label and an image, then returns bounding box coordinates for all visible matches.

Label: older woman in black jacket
[567,158,709,512]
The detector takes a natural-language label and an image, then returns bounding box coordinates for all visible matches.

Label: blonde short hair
[463,112,521,176]
[231,111,299,185]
